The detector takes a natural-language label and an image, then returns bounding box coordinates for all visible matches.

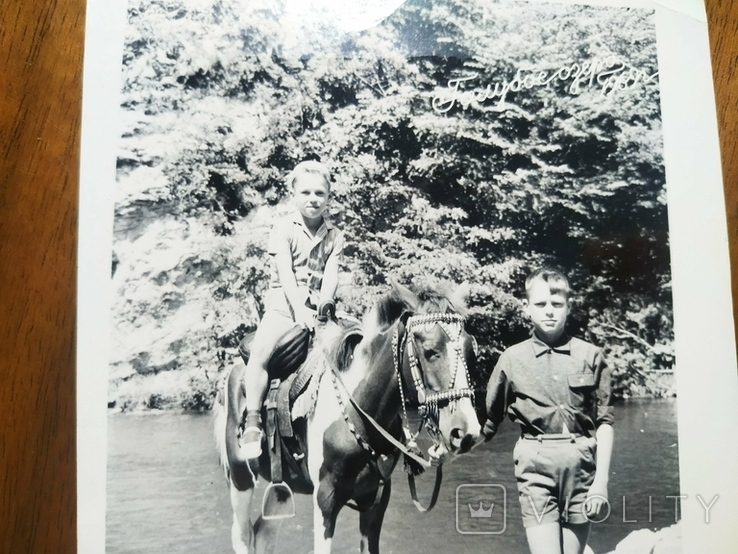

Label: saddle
[266,321,363,483]
[238,308,364,507]
[238,324,312,381]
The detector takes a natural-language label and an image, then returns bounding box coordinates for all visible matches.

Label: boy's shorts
[513,433,597,527]
[243,288,314,365]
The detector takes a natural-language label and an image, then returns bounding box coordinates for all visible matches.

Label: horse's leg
[313,480,343,554]
[252,515,282,554]
[216,363,257,554]
[358,479,392,554]
[230,484,254,554]
[251,486,292,554]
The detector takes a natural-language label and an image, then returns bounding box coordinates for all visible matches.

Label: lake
[106,399,680,554]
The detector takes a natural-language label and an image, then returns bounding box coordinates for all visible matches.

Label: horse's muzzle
[449,426,479,454]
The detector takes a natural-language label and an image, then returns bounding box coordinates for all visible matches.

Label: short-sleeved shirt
[484,333,614,439]
[266,210,344,302]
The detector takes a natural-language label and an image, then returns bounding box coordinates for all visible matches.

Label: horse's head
[381,283,481,457]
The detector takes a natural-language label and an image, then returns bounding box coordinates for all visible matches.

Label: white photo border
[76,0,738,552]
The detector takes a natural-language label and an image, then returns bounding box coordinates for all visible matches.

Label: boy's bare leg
[524,521,590,554]
[239,311,294,458]
[243,358,269,414]
[525,522,563,554]
[240,355,270,458]
[561,522,590,554]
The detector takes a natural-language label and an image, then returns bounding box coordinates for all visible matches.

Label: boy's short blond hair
[286,160,331,191]
[525,267,571,299]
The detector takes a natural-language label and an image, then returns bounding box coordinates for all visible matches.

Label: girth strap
[266,379,283,483]
[277,373,297,438]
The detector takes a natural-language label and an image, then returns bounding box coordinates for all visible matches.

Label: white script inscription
[431,57,659,114]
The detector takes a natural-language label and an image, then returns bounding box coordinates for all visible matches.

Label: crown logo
[468,501,494,518]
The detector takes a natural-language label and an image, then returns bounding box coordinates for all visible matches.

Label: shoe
[239,410,263,459]
[240,426,263,458]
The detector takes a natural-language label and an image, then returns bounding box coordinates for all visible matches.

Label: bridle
[329,310,477,512]
[393,313,475,449]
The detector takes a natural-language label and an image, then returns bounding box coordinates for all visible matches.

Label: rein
[330,367,443,512]
[329,368,431,470]
[329,311,474,513]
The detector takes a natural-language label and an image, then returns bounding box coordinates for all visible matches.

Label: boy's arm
[271,233,315,328]
[586,348,615,516]
[318,233,343,305]
[586,423,613,517]
[481,354,511,441]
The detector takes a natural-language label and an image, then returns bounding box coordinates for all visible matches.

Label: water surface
[107,399,679,553]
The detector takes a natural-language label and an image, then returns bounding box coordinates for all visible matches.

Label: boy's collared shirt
[484,332,614,439]
[267,210,344,297]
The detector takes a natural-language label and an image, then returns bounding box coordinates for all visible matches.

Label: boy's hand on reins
[295,305,316,330]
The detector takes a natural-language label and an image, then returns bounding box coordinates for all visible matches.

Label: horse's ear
[389,280,420,312]
[470,334,479,356]
[450,282,471,309]
[373,280,419,329]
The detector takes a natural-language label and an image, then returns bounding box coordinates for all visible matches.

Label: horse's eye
[425,350,441,361]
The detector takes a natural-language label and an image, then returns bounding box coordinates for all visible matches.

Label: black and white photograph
[76,0,731,552]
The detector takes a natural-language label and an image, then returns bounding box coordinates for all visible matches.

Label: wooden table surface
[0,1,735,552]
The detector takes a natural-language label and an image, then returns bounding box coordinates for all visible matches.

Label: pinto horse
[214,284,481,554]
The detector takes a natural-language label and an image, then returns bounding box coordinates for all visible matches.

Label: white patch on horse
[455,349,480,434]
[312,492,334,554]
[230,486,253,554]
[298,319,381,548]
[444,338,459,413]
[307,369,341,554]
[213,384,230,477]
[359,303,389,353]
[450,350,481,445]
[307,361,342,463]
[337,336,373,394]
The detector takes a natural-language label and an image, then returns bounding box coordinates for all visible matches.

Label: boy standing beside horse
[238,159,344,459]
[483,268,614,554]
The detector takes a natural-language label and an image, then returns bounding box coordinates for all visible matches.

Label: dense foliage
[111,0,674,411]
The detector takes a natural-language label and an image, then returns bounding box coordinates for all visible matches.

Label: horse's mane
[374,283,468,328]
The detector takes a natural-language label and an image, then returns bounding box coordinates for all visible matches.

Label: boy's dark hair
[525,267,571,299]
[286,160,331,191]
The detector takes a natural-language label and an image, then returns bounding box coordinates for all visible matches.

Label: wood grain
[0,1,734,551]
[706,1,738,347]
[0,0,83,552]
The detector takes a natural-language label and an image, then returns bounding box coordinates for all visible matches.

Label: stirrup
[261,481,296,520]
